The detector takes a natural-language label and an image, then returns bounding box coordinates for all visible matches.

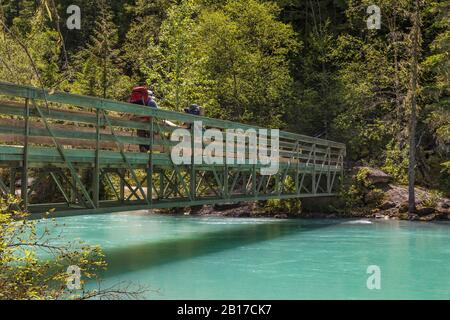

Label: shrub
[339,167,385,213]
[265,198,302,215]
[382,140,409,184]
[0,195,145,300]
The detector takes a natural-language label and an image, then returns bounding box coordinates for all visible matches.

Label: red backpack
[129,86,150,105]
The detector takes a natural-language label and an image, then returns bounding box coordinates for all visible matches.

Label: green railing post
[312,144,316,195]
[295,143,300,194]
[327,145,331,194]
[190,124,196,201]
[21,98,29,210]
[93,108,100,207]
[148,119,154,206]
[119,169,125,203]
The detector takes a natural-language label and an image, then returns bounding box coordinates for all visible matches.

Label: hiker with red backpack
[128,86,180,152]
[128,86,160,152]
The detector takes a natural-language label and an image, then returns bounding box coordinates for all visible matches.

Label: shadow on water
[102,219,339,277]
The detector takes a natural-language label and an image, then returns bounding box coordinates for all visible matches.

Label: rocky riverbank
[345,167,450,222]
[365,184,450,221]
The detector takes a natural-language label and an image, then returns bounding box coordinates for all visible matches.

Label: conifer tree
[72,0,130,100]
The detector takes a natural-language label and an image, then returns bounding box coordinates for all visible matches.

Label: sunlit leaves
[0,196,107,300]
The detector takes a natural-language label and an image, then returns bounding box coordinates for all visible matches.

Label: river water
[41,212,450,299]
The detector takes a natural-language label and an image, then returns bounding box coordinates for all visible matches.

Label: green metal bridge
[0,81,346,216]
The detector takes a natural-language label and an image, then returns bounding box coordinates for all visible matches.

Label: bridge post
[224,166,229,199]
[119,169,125,203]
[70,172,76,204]
[147,119,154,205]
[295,145,300,193]
[92,108,100,207]
[327,145,331,194]
[312,144,316,195]
[21,98,29,210]
[190,124,196,201]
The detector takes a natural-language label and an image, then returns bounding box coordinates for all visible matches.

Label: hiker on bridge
[182,104,203,129]
[128,86,179,152]
[128,86,158,152]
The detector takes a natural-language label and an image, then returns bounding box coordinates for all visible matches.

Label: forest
[0,0,448,196]
[0,0,449,301]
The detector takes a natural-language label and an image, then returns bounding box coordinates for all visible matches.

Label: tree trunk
[408,0,420,214]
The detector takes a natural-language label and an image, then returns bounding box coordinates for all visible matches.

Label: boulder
[355,166,392,185]
[399,213,410,220]
[437,200,450,215]
[416,207,436,216]
[420,214,437,222]
[379,201,396,210]
[385,208,399,217]
[398,202,409,213]
[366,189,383,204]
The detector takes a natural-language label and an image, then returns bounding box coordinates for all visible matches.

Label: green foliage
[0,195,106,300]
[265,198,302,215]
[288,20,340,138]
[440,161,450,196]
[137,0,299,127]
[264,176,302,215]
[71,0,132,100]
[123,0,172,79]
[194,0,299,127]
[382,140,409,184]
[0,1,62,87]
[0,0,448,198]
[339,168,384,212]
[422,189,444,208]
[144,0,204,111]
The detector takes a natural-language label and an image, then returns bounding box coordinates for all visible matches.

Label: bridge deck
[0,81,346,217]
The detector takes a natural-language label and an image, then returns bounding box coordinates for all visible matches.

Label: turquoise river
[39,212,450,299]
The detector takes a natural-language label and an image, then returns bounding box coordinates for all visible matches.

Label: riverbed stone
[399,202,409,213]
[399,213,409,220]
[379,201,396,210]
[355,166,392,185]
[420,214,437,222]
[416,207,436,216]
[437,200,450,214]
